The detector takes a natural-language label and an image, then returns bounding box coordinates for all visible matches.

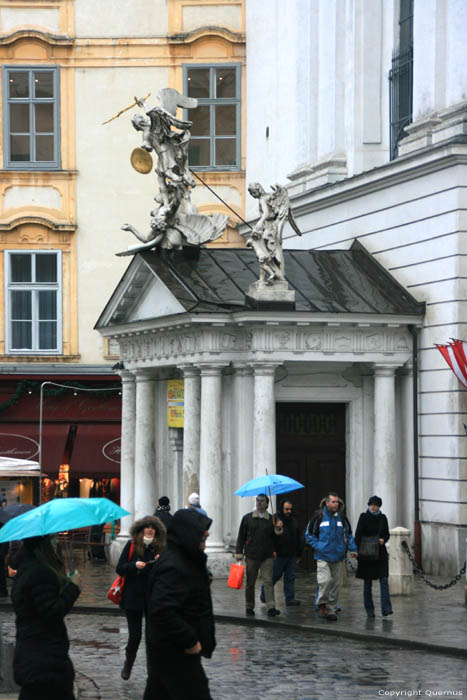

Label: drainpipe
[409,325,421,567]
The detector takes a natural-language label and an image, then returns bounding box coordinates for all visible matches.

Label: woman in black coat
[116,515,166,680]
[11,535,80,700]
[355,495,393,617]
[143,508,215,700]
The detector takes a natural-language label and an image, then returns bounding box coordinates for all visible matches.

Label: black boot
[121,652,136,680]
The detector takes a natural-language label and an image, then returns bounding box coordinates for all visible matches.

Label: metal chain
[401,541,466,590]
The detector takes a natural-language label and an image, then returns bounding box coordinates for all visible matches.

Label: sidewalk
[1,554,465,659]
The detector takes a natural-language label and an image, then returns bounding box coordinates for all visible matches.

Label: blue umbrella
[234,474,304,498]
[0,498,130,543]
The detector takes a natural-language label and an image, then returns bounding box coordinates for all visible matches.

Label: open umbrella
[0,498,130,543]
[0,503,35,526]
[234,474,304,498]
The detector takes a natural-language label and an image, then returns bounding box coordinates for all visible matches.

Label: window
[5,251,62,353]
[184,64,240,170]
[389,0,413,159]
[3,67,60,169]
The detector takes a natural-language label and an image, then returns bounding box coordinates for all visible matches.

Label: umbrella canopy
[0,503,35,526]
[0,498,130,543]
[234,474,304,497]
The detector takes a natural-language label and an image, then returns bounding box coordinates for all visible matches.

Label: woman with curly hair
[116,515,166,680]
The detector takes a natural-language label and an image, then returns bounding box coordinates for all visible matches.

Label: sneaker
[286,600,301,606]
[246,608,255,616]
[318,603,327,618]
[267,608,281,617]
[326,612,338,621]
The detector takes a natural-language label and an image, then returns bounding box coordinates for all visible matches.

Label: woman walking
[355,495,393,617]
[116,515,166,680]
[11,535,81,700]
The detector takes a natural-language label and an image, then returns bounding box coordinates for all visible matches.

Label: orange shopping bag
[227,562,245,589]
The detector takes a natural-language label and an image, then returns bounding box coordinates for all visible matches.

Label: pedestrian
[116,515,166,680]
[355,495,393,617]
[188,492,208,517]
[11,534,81,700]
[143,508,215,700]
[305,492,357,621]
[260,499,303,606]
[235,493,283,617]
[153,496,173,530]
[0,535,8,597]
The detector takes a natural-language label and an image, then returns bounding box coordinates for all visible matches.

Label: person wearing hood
[260,499,303,607]
[153,496,173,529]
[355,495,392,617]
[11,534,81,700]
[305,493,357,621]
[116,515,166,680]
[143,508,215,700]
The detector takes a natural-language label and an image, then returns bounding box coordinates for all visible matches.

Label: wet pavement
[1,553,466,698]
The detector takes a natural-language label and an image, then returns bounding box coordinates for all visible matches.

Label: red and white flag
[435,338,467,389]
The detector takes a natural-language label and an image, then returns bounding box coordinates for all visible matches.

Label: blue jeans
[261,556,296,603]
[363,577,392,615]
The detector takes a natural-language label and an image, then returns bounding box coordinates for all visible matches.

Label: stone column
[134,370,157,520]
[253,364,278,479]
[373,365,398,528]
[231,364,254,532]
[169,427,184,510]
[400,364,415,529]
[117,371,136,537]
[388,527,413,595]
[199,364,227,553]
[179,365,201,509]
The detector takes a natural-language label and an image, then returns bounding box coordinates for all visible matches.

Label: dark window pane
[11,291,32,320]
[216,69,236,98]
[191,106,210,136]
[9,72,29,98]
[11,135,30,161]
[38,291,57,320]
[36,254,57,283]
[189,139,210,166]
[34,71,54,98]
[35,135,54,161]
[39,321,57,349]
[215,138,236,166]
[10,104,30,133]
[12,321,32,349]
[215,105,236,136]
[35,103,54,133]
[10,254,31,282]
[187,69,210,99]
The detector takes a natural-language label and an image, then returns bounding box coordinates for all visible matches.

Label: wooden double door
[276,402,346,571]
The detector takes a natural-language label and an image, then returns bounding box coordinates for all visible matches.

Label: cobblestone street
[1,611,466,700]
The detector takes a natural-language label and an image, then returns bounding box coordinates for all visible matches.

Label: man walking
[305,492,357,621]
[260,499,303,606]
[235,493,283,617]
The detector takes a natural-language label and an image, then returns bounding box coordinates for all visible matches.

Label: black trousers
[144,653,212,700]
[19,682,75,700]
[125,608,144,658]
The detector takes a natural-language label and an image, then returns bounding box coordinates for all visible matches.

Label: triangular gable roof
[95,241,425,329]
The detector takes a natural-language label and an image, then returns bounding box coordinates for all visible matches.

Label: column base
[205,550,234,578]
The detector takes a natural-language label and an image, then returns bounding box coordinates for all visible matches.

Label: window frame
[2,65,61,170]
[4,250,63,354]
[183,63,241,172]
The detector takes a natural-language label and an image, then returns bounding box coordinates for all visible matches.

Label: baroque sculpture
[245,182,301,303]
[119,88,227,252]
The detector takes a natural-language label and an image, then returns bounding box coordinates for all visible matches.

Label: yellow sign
[167,380,184,427]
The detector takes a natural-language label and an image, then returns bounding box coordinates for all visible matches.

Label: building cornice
[0,29,73,46]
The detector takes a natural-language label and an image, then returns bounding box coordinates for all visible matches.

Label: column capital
[198,363,229,377]
[252,362,281,377]
[232,363,253,376]
[178,364,201,378]
[118,370,135,384]
[133,368,156,382]
[373,363,400,377]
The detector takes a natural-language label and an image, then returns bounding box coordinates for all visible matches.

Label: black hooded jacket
[145,508,216,659]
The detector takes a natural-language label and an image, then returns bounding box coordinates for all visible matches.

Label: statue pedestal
[247,280,295,309]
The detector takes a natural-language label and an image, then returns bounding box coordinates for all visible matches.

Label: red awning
[0,423,69,473]
[70,424,121,476]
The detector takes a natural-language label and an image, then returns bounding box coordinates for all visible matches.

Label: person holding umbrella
[11,534,81,700]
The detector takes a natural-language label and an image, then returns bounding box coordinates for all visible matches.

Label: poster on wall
[167,380,184,428]
[0,480,20,506]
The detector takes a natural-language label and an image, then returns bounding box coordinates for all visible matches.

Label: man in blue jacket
[305,492,357,621]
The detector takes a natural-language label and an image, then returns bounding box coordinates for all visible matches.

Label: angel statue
[246,183,302,284]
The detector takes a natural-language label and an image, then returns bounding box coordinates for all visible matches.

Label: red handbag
[107,542,134,605]
[227,562,245,590]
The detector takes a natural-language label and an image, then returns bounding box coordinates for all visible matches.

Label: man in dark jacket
[235,493,283,617]
[260,499,303,606]
[144,508,215,700]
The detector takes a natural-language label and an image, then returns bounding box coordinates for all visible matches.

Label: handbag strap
[128,541,135,561]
